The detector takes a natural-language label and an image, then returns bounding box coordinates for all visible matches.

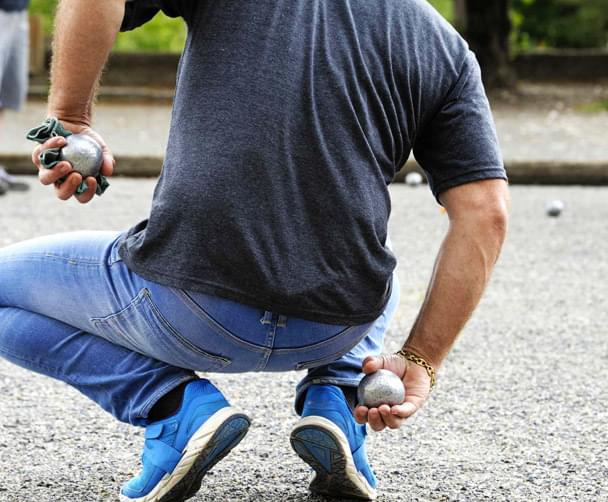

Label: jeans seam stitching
[142,290,230,366]
[0,346,82,389]
[0,255,101,266]
[256,320,278,371]
[293,325,373,370]
[91,288,231,367]
[273,324,366,355]
[172,289,267,353]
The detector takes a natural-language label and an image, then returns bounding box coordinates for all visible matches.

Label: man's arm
[355,179,509,431]
[32,0,126,203]
[404,178,509,367]
[49,0,126,125]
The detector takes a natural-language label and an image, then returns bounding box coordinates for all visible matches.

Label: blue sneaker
[290,384,377,500]
[120,379,250,502]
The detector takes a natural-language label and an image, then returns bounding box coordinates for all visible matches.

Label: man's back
[119,0,504,324]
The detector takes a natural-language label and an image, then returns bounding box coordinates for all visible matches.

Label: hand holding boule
[30,119,114,203]
[357,369,405,408]
[59,133,104,178]
[354,354,432,432]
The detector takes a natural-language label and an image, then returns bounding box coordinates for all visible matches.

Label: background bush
[512,0,608,49]
[29,0,608,53]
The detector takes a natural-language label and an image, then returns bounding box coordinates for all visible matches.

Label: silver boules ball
[405,172,423,187]
[357,369,405,408]
[546,200,565,217]
[60,134,103,178]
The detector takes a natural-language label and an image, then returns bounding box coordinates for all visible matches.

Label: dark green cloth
[26,117,109,196]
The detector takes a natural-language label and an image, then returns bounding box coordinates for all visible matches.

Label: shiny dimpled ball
[357,369,405,408]
[546,200,565,217]
[59,134,103,178]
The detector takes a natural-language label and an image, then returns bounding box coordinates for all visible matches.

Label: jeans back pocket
[91,288,231,371]
[293,324,373,370]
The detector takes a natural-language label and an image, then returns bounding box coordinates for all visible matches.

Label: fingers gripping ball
[60,134,103,178]
[357,369,405,408]
[26,117,110,196]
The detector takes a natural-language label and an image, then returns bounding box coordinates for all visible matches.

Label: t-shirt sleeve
[413,51,507,203]
[121,0,195,32]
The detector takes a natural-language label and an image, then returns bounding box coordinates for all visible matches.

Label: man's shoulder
[357,0,469,74]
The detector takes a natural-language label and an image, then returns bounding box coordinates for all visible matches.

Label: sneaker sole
[120,406,250,502]
[290,416,377,501]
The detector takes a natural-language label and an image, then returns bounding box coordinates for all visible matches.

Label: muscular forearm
[48,0,126,125]
[403,180,509,369]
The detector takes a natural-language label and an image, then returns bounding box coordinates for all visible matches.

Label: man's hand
[354,354,431,431]
[32,122,114,203]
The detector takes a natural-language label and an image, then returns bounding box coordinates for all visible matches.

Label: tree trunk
[455,0,515,88]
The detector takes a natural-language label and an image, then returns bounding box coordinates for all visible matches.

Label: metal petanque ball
[546,200,565,218]
[405,172,423,187]
[357,369,405,408]
[59,134,103,178]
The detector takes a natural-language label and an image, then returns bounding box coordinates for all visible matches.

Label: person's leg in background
[0,231,250,501]
[0,109,30,193]
[0,108,7,195]
[0,111,6,194]
[291,272,401,501]
[0,8,30,194]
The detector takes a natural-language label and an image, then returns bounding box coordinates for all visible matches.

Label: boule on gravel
[405,172,423,186]
[546,199,565,217]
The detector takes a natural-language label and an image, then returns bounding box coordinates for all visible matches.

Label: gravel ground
[0,180,606,501]
[1,82,608,166]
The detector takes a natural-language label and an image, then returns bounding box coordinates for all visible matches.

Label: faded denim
[0,231,399,425]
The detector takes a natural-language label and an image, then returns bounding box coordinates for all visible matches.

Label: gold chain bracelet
[395,349,437,391]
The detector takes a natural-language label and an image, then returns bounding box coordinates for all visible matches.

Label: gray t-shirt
[119,0,506,325]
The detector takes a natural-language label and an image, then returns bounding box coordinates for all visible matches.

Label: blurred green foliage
[512,0,608,49]
[114,16,186,52]
[429,0,454,20]
[579,99,608,113]
[28,0,608,53]
[29,0,54,31]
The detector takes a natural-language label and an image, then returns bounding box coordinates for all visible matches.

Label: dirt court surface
[0,180,606,501]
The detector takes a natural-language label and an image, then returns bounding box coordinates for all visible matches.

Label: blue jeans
[0,231,399,426]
